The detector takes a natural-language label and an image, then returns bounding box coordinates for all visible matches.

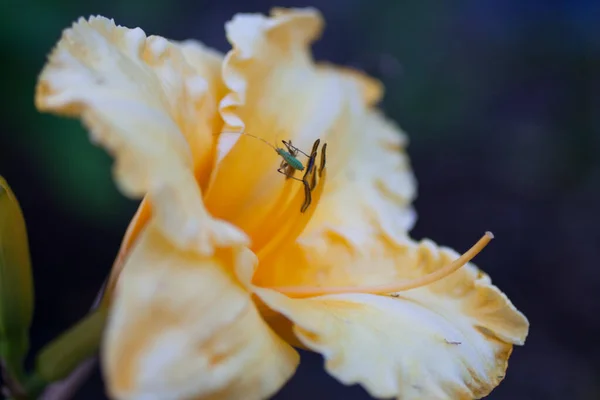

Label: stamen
[256,166,327,262]
[266,232,494,298]
[318,143,327,178]
[249,178,298,252]
[250,139,325,254]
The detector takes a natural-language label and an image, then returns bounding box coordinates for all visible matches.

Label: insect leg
[277,162,312,212]
[276,167,304,182]
[282,140,312,158]
[283,140,300,158]
[279,159,296,180]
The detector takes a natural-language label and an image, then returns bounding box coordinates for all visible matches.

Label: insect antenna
[220,130,278,152]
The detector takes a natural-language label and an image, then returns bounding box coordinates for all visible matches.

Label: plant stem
[36,282,106,400]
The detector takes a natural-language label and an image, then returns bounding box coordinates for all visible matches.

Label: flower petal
[204,8,366,245]
[176,39,228,188]
[35,16,246,254]
[319,63,384,107]
[303,108,417,248]
[253,231,400,288]
[103,223,299,400]
[255,238,528,399]
[104,40,228,302]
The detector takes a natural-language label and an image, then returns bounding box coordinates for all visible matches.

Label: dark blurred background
[1,0,599,399]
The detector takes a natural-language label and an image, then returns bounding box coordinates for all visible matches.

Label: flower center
[251,140,328,258]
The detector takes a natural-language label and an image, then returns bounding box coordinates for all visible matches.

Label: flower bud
[0,176,34,381]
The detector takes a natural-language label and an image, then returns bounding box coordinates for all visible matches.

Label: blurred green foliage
[0,0,173,228]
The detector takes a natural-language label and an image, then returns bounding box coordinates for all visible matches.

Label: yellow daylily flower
[35,7,529,400]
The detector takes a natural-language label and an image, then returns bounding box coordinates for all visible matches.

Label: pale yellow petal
[178,39,224,87]
[36,16,246,254]
[318,63,384,107]
[302,108,417,248]
[204,8,367,247]
[176,39,228,188]
[254,220,423,288]
[253,231,398,287]
[255,238,528,399]
[103,223,298,400]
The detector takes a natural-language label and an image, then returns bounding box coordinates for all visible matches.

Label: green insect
[224,131,326,212]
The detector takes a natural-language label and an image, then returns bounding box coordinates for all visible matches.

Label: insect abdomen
[277,149,304,170]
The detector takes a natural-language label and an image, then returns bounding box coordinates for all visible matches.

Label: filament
[267,232,494,298]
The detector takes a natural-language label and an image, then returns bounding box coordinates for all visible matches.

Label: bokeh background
[1,0,599,399]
